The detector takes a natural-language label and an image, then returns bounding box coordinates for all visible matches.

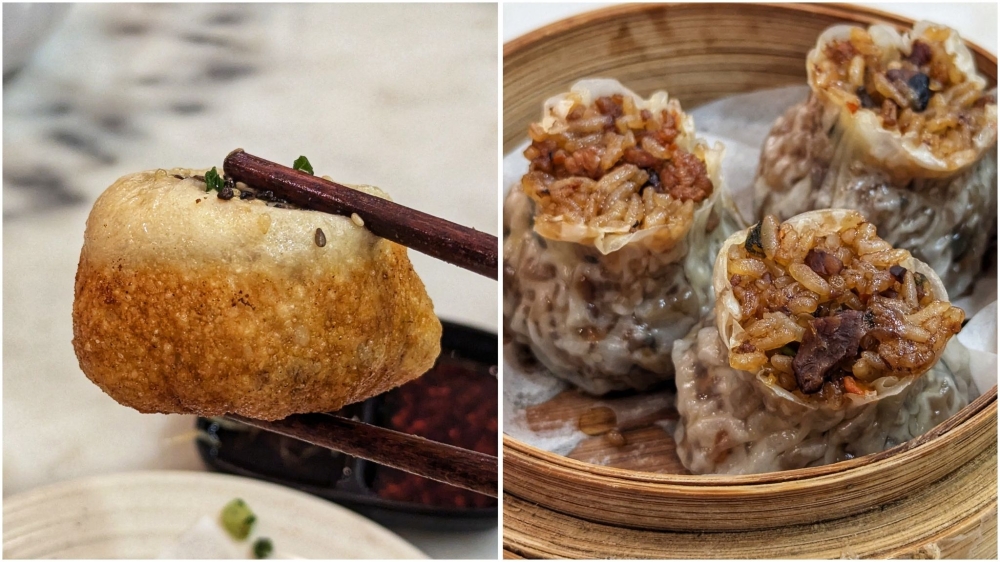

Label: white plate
[3,470,427,559]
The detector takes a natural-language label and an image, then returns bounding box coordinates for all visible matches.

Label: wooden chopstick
[223,149,498,280]
[222,150,498,497]
[228,413,498,498]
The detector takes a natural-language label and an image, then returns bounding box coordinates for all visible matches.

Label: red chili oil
[373,355,498,508]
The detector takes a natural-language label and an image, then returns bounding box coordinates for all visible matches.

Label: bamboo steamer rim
[503,387,997,488]
[503,448,998,558]
[503,2,997,152]
[502,0,998,541]
[503,3,998,63]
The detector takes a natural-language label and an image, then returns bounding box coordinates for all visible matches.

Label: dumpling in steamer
[673,321,973,475]
[504,79,739,395]
[754,21,997,295]
[672,209,971,475]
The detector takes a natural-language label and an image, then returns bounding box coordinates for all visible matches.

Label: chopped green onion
[253,537,274,559]
[220,498,256,540]
[205,167,224,193]
[292,155,314,175]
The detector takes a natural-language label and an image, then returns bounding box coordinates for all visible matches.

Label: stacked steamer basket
[503,4,997,559]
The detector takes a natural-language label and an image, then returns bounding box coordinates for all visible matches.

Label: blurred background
[3,3,497,558]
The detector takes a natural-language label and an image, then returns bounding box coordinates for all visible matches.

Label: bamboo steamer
[503,3,998,558]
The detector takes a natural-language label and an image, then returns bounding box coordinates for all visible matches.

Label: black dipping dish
[196,320,498,531]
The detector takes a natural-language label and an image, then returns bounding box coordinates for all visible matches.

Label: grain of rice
[730,259,768,278]
[948,64,965,85]
[621,128,637,147]
[602,134,624,171]
[924,26,950,41]
[925,115,959,134]
[787,294,820,314]
[772,274,793,289]
[871,270,895,294]
[625,197,641,228]
[566,133,602,152]
[851,357,876,381]
[861,248,911,266]
[622,95,636,115]
[862,351,885,369]
[598,165,634,191]
[906,300,952,324]
[840,227,857,245]
[605,182,634,210]
[644,207,667,227]
[947,81,979,106]
[873,73,910,107]
[849,55,866,87]
[641,136,670,159]
[606,219,628,232]
[904,112,926,135]
[771,354,793,374]
[899,324,932,343]
[731,351,768,372]
[351,213,364,227]
[788,263,831,298]
[849,26,877,55]
[902,271,919,308]
[841,291,865,311]
[583,194,597,219]
[761,215,779,259]
[748,326,802,351]
[569,115,613,134]
[562,196,583,217]
[855,233,892,256]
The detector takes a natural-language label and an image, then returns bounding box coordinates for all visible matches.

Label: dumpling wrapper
[504,79,741,394]
[73,168,441,421]
[674,209,972,475]
[713,209,953,410]
[672,320,974,475]
[531,79,728,256]
[754,22,997,295]
[805,23,996,176]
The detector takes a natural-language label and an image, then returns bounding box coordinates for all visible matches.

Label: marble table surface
[3,4,497,559]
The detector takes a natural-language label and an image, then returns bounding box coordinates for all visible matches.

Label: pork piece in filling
[727,213,964,401]
[521,93,713,246]
[813,25,993,159]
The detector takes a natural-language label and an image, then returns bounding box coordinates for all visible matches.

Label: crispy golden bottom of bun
[73,168,441,420]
